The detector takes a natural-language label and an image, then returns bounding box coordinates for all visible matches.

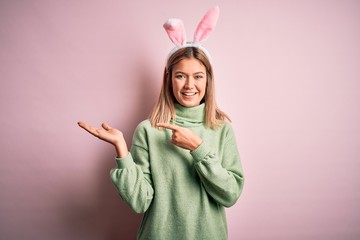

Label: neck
[173,103,205,127]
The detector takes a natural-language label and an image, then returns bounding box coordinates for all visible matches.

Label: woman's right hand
[78,121,129,158]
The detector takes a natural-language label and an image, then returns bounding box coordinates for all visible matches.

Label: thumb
[102,123,112,130]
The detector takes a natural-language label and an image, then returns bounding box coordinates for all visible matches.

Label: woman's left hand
[157,123,203,151]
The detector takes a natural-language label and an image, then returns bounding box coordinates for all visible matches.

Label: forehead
[173,58,206,73]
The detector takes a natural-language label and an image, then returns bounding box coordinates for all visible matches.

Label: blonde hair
[149,47,230,129]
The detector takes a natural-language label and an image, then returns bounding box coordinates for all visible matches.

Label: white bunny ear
[163,18,187,46]
[193,6,220,43]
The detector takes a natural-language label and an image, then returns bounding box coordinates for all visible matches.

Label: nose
[184,77,195,89]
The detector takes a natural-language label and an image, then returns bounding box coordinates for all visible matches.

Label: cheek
[199,81,207,99]
[171,80,181,98]
[171,79,177,92]
[198,80,207,92]
[172,79,183,93]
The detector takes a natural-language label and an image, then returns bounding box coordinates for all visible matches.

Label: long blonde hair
[149,47,230,129]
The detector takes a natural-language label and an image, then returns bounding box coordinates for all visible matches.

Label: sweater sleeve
[191,124,244,208]
[109,123,154,214]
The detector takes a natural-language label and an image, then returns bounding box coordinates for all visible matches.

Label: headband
[163,6,220,61]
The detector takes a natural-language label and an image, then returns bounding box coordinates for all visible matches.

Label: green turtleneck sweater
[110,103,244,240]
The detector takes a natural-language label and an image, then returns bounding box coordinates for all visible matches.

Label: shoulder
[135,119,152,129]
[131,120,154,147]
[133,119,154,136]
[216,121,234,133]
[133,119,161,138]
[215,122,237,141]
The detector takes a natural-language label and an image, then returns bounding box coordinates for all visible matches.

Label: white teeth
[182,92,196,96]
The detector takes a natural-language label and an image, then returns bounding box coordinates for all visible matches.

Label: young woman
[78,7,244,240]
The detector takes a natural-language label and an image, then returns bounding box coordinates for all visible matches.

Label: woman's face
[171,57,207,107]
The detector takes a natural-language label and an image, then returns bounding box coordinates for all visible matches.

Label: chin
[179,101,200,107]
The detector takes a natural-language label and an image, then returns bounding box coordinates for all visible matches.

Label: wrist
[114,140,128,158]
[191,138,203,151]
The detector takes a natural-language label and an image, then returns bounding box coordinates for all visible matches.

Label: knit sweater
[110,103,244,240]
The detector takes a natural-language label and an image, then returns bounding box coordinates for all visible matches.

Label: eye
[194,75,204,79]
[175,74,186,79]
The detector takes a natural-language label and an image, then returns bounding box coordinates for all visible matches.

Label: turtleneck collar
[173,103,206,127]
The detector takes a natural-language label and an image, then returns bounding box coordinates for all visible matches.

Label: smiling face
[171,57,207,107]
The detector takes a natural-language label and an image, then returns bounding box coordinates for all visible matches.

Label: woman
[78,7,244,240]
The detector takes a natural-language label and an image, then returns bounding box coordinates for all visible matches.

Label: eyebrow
[174,71,205,75]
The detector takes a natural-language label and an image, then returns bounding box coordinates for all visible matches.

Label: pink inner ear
[193,6,220,43]
[163,19,187,46]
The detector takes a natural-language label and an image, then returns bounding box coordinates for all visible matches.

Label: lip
[181,92,197,96]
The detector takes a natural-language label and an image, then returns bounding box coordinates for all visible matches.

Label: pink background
[1,0,359,239]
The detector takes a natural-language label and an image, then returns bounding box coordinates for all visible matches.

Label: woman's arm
[78,121,154,213]
[191,133,244,208]
[157,122,244,207]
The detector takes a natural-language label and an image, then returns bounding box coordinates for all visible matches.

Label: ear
[163,18,187,46]
[193,6,220,43]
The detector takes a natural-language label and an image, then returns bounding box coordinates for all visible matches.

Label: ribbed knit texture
[110,103,244,240]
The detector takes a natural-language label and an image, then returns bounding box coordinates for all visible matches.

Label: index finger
[157,123,179,131]
[78,121,100,136]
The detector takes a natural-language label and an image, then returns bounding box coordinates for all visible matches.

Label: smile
[182,92,197,96]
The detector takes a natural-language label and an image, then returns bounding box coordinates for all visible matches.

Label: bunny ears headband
[163,6,220,61]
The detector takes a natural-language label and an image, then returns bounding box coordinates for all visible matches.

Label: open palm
[78,121,129,158]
